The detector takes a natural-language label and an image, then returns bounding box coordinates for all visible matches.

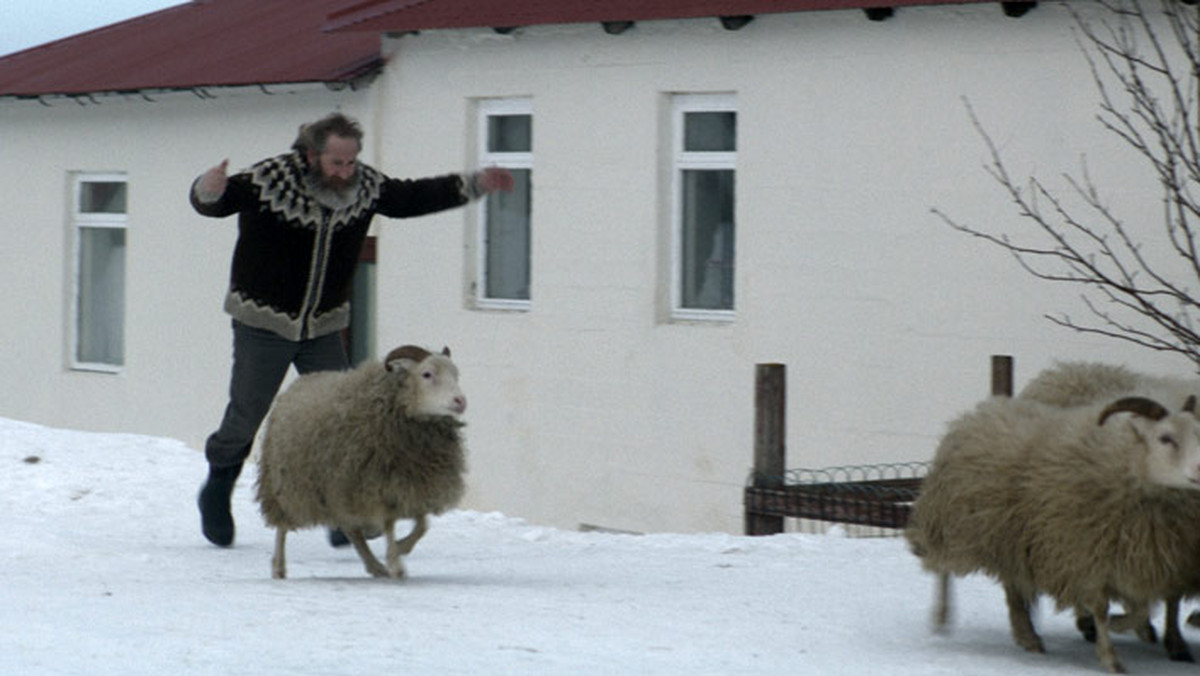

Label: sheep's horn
[1098,397,1170,426]
[384,345,433,372]
[1185,395,1198,414]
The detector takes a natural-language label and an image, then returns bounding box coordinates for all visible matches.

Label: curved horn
[384,345,433,372]
[1098,397,1170,426]
[1185,395,1198,414]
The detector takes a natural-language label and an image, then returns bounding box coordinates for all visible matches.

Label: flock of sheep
[907,361,1200,673]
[243,337,1200,673]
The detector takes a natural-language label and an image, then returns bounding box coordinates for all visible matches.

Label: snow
[3,417,1199,675]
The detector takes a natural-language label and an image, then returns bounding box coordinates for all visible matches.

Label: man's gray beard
[305,168,359,210]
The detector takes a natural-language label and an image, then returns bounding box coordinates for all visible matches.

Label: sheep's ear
[441,346,452,358]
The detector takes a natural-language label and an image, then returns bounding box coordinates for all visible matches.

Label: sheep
[1019,361,1200,661]
[905,394,1200,674]
[255,344,467,580]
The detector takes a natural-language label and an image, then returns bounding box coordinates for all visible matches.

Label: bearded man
[190,112,512,547]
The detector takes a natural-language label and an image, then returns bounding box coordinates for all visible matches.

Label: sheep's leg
[933,573,952,633]
[1164,596,1194,662]
[395,514,429,556]
[346,528,390,578]
[1003,583,1044,654]
[272,528,288,580]
[383,520,406,579]
[1086,602,1127,674]
[1106,602,1155,644]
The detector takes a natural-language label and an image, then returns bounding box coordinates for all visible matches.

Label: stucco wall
[1,2,1190,535]
[370,2,1188,533]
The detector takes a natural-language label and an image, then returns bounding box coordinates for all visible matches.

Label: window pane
[485,168,532,300]
[680,169,735,310]
[77,227,126,365]
[80,182,127,214]
[488,115,532,153]
[684,112,736,152]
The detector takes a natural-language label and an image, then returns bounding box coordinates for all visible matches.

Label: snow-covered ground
[3,416,1199,675]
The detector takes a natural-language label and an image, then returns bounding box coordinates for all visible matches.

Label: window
[72,173,127,370]
[477,98,533,308]
[672,94,737,320]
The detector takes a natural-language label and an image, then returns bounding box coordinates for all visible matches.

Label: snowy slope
[2,417,1198,675]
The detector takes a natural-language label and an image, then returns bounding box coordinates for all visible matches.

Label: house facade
[1,0,1188,534]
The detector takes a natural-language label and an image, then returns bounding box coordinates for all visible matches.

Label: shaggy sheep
[1019,361,1200,661]
[256,345,467,580]
[905,394,1200,674]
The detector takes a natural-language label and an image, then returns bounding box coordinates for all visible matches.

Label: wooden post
[991,355,1014,397]
[746,363,786,535]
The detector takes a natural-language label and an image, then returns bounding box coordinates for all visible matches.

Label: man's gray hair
[292,112,364,155]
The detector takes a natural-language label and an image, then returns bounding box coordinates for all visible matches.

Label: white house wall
[0,87,374,449]
[372,2,1191,534]
[1,2,1191,537]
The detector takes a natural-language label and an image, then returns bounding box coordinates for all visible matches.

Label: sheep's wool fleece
[256,362,466,531]
[1018,361,1141,409]
[1020,360,1200,411]
[905,397,1200,611]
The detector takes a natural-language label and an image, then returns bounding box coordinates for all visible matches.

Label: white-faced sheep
[905,394,1200,674]
[1019,360,1200,661]
[256,345,467,580]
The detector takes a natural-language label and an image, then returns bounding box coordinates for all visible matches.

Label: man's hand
[476,166,515,194]
[199,159,230,199]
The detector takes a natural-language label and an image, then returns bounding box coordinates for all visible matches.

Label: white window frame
[475,97,533,311]
[70,172,127,373]
[670,93,737,322]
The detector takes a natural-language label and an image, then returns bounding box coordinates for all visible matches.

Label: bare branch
[937,1,1200,370]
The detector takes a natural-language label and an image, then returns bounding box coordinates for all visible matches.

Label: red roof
[0,0,381,98]
[326,0,1007,33]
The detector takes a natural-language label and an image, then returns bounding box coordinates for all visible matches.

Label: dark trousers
[204,321,348,468]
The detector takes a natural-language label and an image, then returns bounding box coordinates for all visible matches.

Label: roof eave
[324,0,1026,34]
[0,56,385,101]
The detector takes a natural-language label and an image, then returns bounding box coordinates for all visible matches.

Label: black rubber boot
[328,528,352,548]
[198,463,243,547]
[329,527,383,548]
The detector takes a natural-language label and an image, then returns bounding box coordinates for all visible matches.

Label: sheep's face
[1127,413,1200,490]
[386,347,467,419]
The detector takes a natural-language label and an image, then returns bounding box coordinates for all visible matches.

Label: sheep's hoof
[1169,649,1196,663]
[1167,640,1195,663]
[1016,636,1045,654]
[363,560,391,578]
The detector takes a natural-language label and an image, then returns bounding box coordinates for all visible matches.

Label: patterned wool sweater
[191,152,477,341]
